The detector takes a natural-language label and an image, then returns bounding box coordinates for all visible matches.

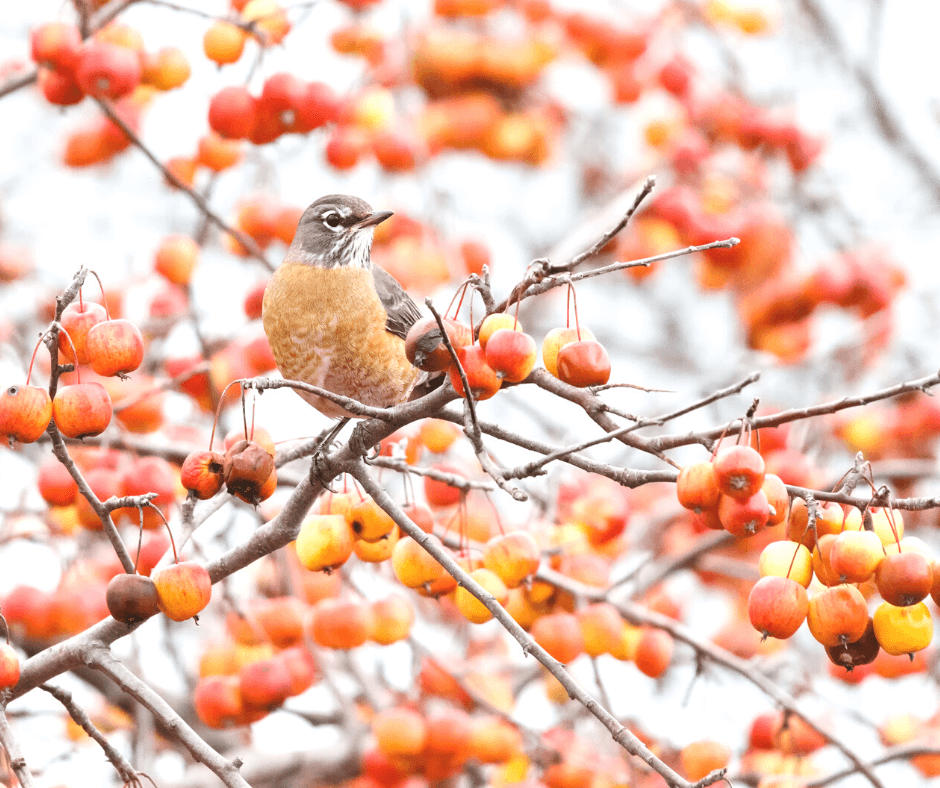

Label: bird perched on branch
[262,194,423,421]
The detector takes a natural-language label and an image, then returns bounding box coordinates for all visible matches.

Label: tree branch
[93,98,273,271]
[41,682,139,785]
[348,459,697,788]
[0,707,35,786]
[535,566,886,788]
[649,369,940,452]
[87,646,252,788]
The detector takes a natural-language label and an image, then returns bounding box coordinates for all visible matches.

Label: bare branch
[0,69,38,101]
[434,406,676,488]
[93,98,273,271]
[369,455,496,492]
[461,403,527,502]
[246,376,397,419]
[501,177,658,312]
[348,459,694,788]
[498,237,739,314]
[805,743,940,787]
[41,683,139,785]
[48,428,135,573]
[797,0,940,204]
[566,175,657,269]
[506,372,759,480]
[650,369,940,452]
[535,566,887,788]
[529,369,679,467]
[618,530,736,597]
[87,646,252,788]
[0,707,36,787]
[538,238,740,293]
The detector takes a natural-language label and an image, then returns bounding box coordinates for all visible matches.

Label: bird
[262,194,424,422]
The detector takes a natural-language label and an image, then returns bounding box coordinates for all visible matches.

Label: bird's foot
[307,417,350,491]
[309,451,340,492]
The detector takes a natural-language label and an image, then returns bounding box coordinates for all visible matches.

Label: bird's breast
[262,263,418,417]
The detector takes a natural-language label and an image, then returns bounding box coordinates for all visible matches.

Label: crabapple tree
[1,1,940,788]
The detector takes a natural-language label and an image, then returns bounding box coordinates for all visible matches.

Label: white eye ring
[322,211,343,229]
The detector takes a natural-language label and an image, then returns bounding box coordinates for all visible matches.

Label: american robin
[262,194,422,420]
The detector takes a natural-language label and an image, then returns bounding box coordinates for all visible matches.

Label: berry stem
[25,333,48,387]
[149,503,179,564]
[133,507,145,574]
[58,329,81,383]
[785,537,801,581]
[885,507,901,549]
[570,286,582,340]
[446,281,471,320]
[88,269,111,320]
[208,379,244,450]
[249,390,257,442]
[402,468,415,508]
[240,384,249,444]
[511,291,522,330]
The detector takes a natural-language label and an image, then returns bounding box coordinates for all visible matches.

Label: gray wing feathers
[373,265,423,340]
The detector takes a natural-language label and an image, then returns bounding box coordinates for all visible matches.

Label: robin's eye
[322,212,343,229]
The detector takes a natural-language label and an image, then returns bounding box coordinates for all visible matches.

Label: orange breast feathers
[262,263,419,418]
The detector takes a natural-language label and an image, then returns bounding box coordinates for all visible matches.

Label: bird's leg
[309,417,351,491]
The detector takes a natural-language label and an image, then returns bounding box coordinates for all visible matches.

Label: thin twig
[348,459,696,788]
[805,742,940,787]
[502,177,658,311]
[369,456,496,492]
[48,428,135,573]
[41,683,139,785]
[590,657,614,714]
[87,647,251,788]
[93,98,273,271]
[424,299,478,422]
[280,708,344,726]
[538,238,740,293]
[113,361,210,415]
[433,406,677,489]
[535,566,886,788]
[529,369,679,467]
[407,639,533,731]
[649,369,940,452]
[616,530,735,597]
[568,175,658,269]
[421,299,520,497]
[797,0,940,204]
[505,373,757,479]
[0,708,35,788]
[0,70,37,101]
[498,238,738,314]
[461,404,527,502]
[48,268,90,398]
[245,377,397,419]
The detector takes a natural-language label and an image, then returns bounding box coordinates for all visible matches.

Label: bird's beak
[355,210,393,229]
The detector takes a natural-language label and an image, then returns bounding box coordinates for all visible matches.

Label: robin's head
[287,194,393,269]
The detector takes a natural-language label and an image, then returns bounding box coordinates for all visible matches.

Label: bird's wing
[373,265,423,340]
